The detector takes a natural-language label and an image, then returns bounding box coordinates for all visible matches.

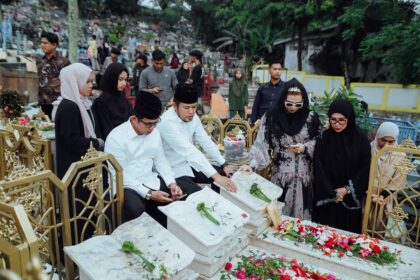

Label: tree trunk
[340,43,350,88]
[68,0,79,63]
[297,23,303,71]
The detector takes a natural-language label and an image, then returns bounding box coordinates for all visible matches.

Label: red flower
[280,274,292,280]
[292,264,307,277]
[338,251,345,257]
[224,262,232,271]
[249,275,259,280]
[298,225,304,232]
[370,243,382,254]
[255,261,264,267]
[242,213,248,219]
[236,270,246,279]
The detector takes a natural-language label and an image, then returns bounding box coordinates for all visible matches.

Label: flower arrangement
[0,89,25,119]
[220,251,340,280]
[12,116,55,131]
[274,219,400,265]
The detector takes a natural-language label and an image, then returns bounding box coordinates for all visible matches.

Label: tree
[360,20,420,85]
[68,0,79,63]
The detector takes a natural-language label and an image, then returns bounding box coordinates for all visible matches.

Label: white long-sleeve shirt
[105,120,175,198]
[157,107,225,178]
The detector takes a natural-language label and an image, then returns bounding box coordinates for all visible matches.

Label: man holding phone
[139,50,178,106]
[105,92,200,226]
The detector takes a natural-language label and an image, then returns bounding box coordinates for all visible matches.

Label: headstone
[64,213,197,280]
[220,172,283,236]
[159,187,250,278]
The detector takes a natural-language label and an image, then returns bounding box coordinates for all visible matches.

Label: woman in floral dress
[240,78,322,219]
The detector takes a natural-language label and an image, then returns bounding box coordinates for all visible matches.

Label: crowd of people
[36,29,407,237]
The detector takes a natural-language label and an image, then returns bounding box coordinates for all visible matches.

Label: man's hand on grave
[150,191,173,203]
[213,173,237,193]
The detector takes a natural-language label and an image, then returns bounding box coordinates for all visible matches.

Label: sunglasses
[329,118,347,125]
[284,101,304,108]
[140,118,161,128]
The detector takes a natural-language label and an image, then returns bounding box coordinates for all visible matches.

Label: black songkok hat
[174,84,198,104]
[134,92,162,119]
[189,49,203,60]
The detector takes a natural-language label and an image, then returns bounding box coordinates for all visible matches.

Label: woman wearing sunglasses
[240,78,322,220]
[313,99,371,233]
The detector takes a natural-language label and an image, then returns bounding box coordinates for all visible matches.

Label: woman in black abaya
[93,63,133,140]
[313,99,371,233]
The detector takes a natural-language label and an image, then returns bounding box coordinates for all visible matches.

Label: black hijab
[314,98,371,204]
[93,63,133,139]
[265,78,313,146]
[177,62,190,85]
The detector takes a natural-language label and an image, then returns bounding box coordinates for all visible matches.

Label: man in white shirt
[157,84,237,193]
[105,92,200,226]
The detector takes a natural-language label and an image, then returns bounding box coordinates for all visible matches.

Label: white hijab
[60,63,96,138]
[371,122,399,156]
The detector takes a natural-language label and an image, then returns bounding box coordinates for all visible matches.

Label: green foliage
[0,89,25,119]
[107,20,128,45]
[160,6,183,27]
[311,86,371,134]
[360,20,420,85]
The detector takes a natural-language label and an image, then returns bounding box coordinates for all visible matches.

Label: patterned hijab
[60,63,96,138]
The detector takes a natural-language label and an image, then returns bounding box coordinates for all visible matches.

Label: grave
[252,216,420,280]
[159,187,250,278]
[64,213,197,280]
[220,172,283,236]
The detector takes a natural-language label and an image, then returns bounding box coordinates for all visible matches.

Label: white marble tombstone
[159,187,250,277]
[220,171,283,235]
[64,213,197,280]
[253,216,420,280]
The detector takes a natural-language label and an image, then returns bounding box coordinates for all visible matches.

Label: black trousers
[123,177,201,227]
[176,166,226,194]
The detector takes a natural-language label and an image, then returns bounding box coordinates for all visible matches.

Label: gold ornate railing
[0,202,39,278]
[362,139,420,248]
[222,113,252,149]
[0,145,124,279]
[200,113,224,145]
[0,123,52,180]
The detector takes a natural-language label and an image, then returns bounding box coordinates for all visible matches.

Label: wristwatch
[145,190,152,200]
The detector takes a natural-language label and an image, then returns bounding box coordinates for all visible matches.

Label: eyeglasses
[329,118,347,125]
[285,101,304,108]
[140,118,160,128]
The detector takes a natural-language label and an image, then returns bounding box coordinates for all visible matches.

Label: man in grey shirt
[139,50,178,106]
